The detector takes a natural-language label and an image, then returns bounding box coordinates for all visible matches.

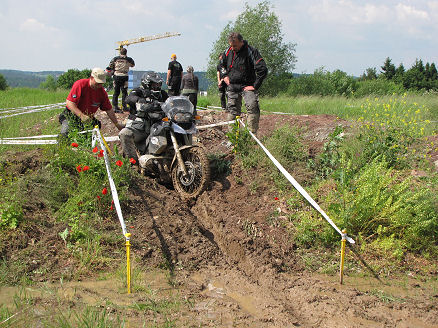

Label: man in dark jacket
[166,54,183,96]
[107,47,135,112]
[220,32,268,133]
[119,72,168,163]
[217,53,227,111]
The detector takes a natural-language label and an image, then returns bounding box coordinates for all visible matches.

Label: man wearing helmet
[118,72,168,163]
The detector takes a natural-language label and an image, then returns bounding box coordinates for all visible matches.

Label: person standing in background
[220,32,267,134]
[217,53,227,111]
[181,65,199,110]
[166,53,183,96]
[107,47,135,112]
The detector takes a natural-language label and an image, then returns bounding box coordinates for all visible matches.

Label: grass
[200,92,438,133]
[0,88,69,108]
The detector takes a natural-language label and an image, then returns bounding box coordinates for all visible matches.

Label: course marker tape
[0,139,58,145]
[239,119,355,244]
[197,120,235,130]
[92,127,127,236]
[0,104,64,119]
[0,102,65,112]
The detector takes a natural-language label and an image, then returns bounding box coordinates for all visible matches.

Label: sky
[1,0,438,77]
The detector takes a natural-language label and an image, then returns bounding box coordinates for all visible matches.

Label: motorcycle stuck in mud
[137,96,210,199]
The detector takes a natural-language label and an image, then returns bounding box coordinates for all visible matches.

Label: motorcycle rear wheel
[171,146,210,199]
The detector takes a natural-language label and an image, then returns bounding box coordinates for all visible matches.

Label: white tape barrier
[0,103,64,119]
[92,128,127,236]
[199,105,295,116]
[239,119,355,244]
[197,120,235,130]
[0,120,236,145]
[0,130,94,145]
[0,140,58,145]
[0,102,65,112]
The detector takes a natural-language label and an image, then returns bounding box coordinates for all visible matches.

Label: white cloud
[395,3,429,21]
[308,0,390,25]
[19,18,58,33]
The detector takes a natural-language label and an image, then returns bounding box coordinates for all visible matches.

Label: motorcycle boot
[247,113,260,134]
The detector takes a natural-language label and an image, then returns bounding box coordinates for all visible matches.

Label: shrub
[354,79,404,97]
[352,95,432,169]
[329,157,438,252]
[0,201,23,230]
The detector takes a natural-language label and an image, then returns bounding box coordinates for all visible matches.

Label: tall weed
[329,157,437,252]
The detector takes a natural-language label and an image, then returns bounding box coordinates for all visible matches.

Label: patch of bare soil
[1,110,437,327]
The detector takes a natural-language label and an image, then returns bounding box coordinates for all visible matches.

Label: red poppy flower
[76,165,82,172]
[102,187,108,195]
[92,147,98,153]
[97,153,104,158]
[97,195,101,200]
[110,205,114,211]
[115,160,123,167]
[71,142,79,147]
[82,165,90,171]
[99,149,104,154]
[129,158,136,164]
[274,197,279,200]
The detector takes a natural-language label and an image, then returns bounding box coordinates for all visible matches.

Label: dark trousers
[182,92,198,111]
[168,87,180,96]
[219,84,227,110]
[113,75,129,110]
[59,108,101,137]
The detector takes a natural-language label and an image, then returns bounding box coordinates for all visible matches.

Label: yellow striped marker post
[125,233,132,294]
[340,229,347,284]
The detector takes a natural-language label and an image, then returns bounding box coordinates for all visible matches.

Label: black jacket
[220,40,268,92]
[125,87,168,120]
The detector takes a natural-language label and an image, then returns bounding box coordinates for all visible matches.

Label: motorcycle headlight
[173,112,193,123]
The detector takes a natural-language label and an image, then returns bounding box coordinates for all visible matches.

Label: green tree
[360,67,378,80]
[40,75,57,91]
[206,1,297,96]
[394,63,405,84]
[380,57,396,80]
[57,69,92,89]
[403,59,427,90]
[0,73,8,90]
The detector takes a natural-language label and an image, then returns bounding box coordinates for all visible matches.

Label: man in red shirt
[59,68,124,136]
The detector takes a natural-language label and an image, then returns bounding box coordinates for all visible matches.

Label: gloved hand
[81,115,92,123]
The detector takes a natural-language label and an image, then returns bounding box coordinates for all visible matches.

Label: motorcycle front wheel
[171,146,210,199]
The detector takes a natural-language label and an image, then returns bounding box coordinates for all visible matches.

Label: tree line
[2,1,436,98]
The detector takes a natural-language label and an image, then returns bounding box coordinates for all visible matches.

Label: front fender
[170,145,198,169]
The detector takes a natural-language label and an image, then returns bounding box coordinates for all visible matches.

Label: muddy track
[1,110,437,327]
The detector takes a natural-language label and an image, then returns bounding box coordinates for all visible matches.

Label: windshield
[161,96,195,118]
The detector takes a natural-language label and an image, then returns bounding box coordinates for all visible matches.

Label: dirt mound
[1,110,437,327]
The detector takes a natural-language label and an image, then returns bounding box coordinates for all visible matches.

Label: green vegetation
[227,94,438,269]
[0,73,8,90]
[0,87,68,108]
